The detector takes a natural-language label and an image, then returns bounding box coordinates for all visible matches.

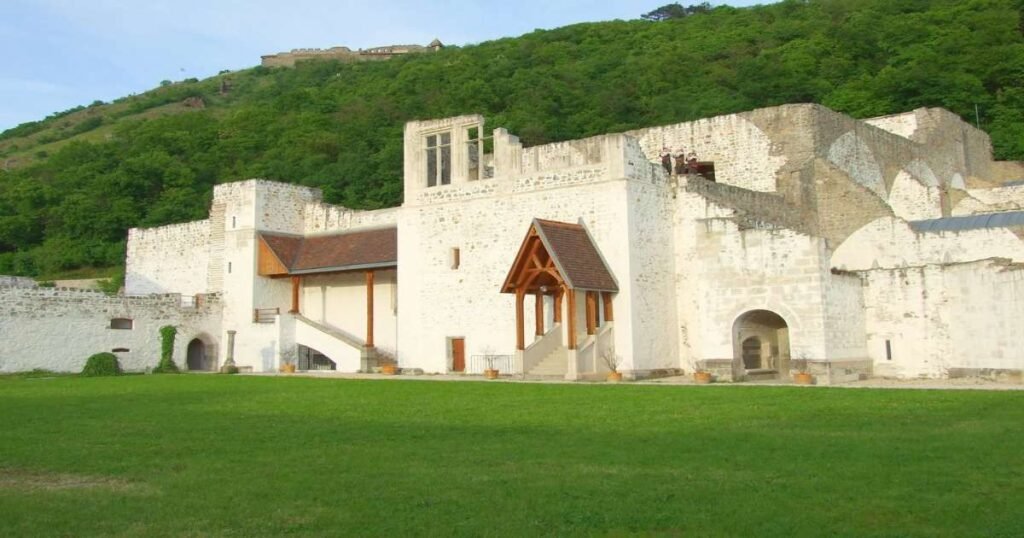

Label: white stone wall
[300,270,398,359]
[674,188,835,367]
[826,131,887,198]
[627,112,786,193]
[0,287,221,373]
[397,174,635,374]
[125,220,211,295]
[622,166,679,372]
[887,171,943,221]
[832,217,1024,271]
[861,260,1024,378]
[864,112,919,140]
[303,204,399,234]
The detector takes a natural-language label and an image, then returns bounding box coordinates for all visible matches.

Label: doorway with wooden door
[450,337,465,373]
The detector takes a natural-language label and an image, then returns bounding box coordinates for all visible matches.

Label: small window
[112,348,130,353]
[228,262,232,274]
[232,216,237,228]
[885,340,892,361]
[110,318,133,330]
[450,247,461,270]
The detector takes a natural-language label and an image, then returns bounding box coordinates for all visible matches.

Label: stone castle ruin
[261,39,443,68]
[3,103,1024,384]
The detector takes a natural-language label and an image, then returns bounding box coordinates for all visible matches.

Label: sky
[0,0,766,132]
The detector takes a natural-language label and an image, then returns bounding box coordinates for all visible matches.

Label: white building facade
[4,104,1024,383]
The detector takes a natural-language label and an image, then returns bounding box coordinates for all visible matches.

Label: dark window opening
[451,247,461,270]
[110,318,133,330]
[112,348,129,353]
[695,162,716,182]
[885,340,892,361]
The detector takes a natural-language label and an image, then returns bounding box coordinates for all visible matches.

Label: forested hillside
[1,0,1023,278]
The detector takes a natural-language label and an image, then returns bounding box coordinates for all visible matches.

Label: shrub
[81,352,121,376]
[153,325,179,373]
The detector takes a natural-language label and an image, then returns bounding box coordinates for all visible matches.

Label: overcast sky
[0,1,767,132]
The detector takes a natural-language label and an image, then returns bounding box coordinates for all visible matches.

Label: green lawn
[1,375,1022,537]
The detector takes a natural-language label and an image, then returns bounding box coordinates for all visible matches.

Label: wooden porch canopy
[500,219,618,350]
[257,227,397,349]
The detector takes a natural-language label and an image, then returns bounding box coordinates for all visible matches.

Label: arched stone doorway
[733,310,790,377]
[186,338,214,371]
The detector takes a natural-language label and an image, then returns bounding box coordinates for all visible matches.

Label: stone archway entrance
[187,338,214,371]
[733,310,790,379]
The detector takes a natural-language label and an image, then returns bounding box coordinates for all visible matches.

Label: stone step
[744,369,780,382]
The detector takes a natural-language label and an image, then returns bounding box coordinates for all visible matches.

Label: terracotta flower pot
[280,363,296,374]
[381,364,398,375]
[693,371,713,384]
[794,372,814,385]
[606,371,623,382]
[484,368,499,380]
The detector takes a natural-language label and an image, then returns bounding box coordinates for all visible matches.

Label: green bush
[81,352,121,376]
[153,325,179,373]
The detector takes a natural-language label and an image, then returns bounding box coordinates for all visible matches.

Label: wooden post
[535,293,544,336]
[365,270,374,348]
[554,289,563,323]
[585,291,597,335]
[566,288,577,350]
[602,292,614,322]
[289,276,301,314]
[515,288,525,350]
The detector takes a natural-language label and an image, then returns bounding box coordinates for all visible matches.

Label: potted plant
[793,355,814,385]
[602,349,623,382]
[692,364,713,384]
[280,361,296,374]
[482,347,500,379]
[381,364,398,375]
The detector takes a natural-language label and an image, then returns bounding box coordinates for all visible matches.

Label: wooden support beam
[515,288,526,350]
[585,291,597,335]
[365,270,375,348]
[602,292,614,322]
[535,293,544,336]
[554,289,563,323]
[566,288,577,350]
[289,276,301,314]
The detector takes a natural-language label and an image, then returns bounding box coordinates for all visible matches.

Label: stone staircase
[526,347,568,379]
[293,314,394,371]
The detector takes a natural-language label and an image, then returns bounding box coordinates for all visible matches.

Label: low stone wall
[0,286,221,373]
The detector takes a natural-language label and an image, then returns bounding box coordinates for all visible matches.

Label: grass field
[1,375,1022,536]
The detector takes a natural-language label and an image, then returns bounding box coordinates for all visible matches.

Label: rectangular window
[439,132,451,185]
[232,216,236,228]
[110,318,133,330]
[885,340,892,361]
[228,261,232,274]
[426,135,438,187]
[425,132,452,187]
[467,127,479,181]
[450,247,461,270]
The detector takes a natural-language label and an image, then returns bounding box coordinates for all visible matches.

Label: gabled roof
[259,227,397,276]
[501,219,618,293]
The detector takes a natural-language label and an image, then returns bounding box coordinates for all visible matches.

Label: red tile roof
[259,227,397,275]
[502,219,618,293]
[534,219,618,292]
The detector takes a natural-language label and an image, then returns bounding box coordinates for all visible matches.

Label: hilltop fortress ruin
[261,39,443,68]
